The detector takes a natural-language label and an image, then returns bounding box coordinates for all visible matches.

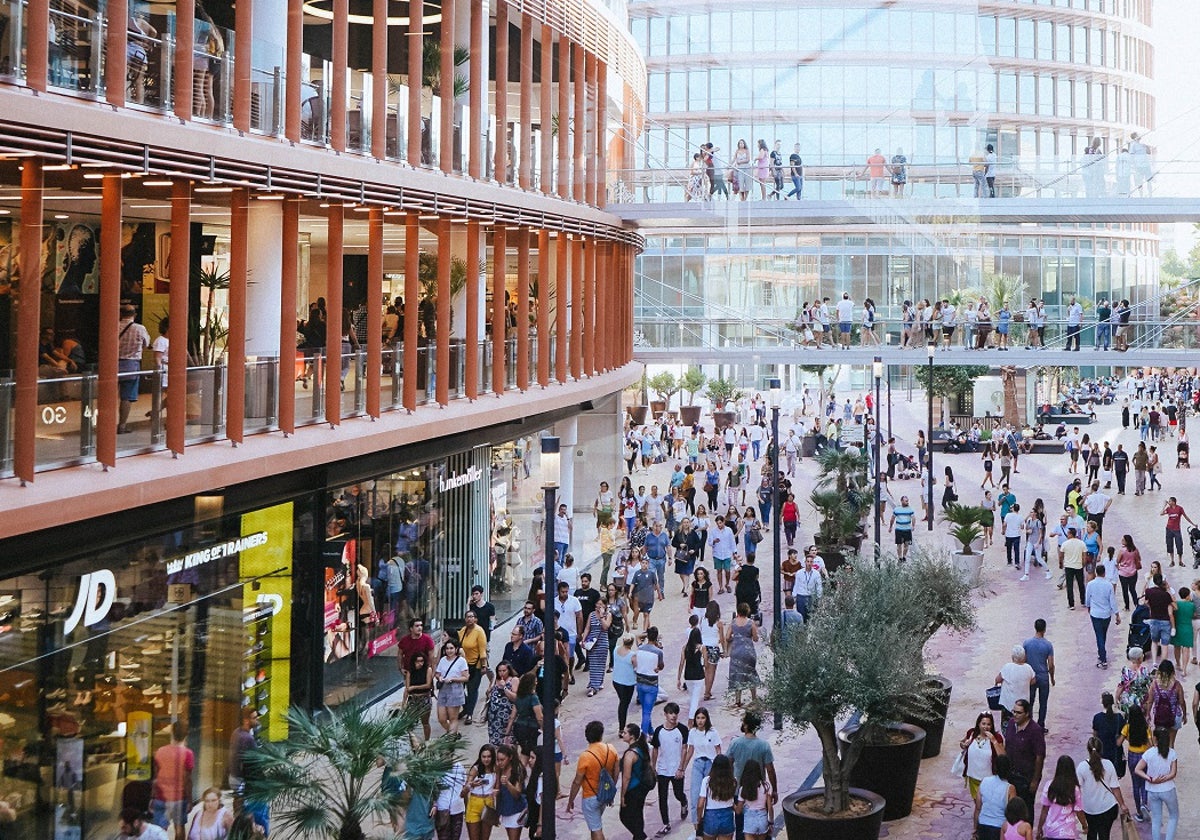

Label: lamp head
[872,358,883,380]
[540,436,561,488]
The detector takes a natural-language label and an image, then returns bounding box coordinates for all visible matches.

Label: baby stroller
[1178,438,1189,468]
[1190,526,1200,568]
[894,453,921,480]
[1127,603,1151,657]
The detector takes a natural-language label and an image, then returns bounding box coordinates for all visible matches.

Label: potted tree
[626,370,650,425]
[943,502,988,586]
[705,378,743,430]
[245,700,461,840]
[809,448,871,568]
[770,557,975,839]
[648,371,679,421]
[678,368,707,426]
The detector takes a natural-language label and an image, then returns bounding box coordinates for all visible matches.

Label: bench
[931,437,1061,455]
[1038,413,1094,426]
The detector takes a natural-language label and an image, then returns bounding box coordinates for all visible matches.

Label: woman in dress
[605,584,628,668]
[404,651,434,741]
[436,639,470,734]
[673,517,702,596]
[694,503,712,562]
[464,745,498,840]
[754,140,770,200]
[980,490,996,548]
[686,153,708,202]
[1171,586,1194,677]
[942,465,957,511]
[584,599,612,696]
[959,712,1005,828]
[701,601,725,701]
[486,661,518,747]
[732,554,761,617]
[724,602,760,707]
[184,787,233,840]
[732,140,751,201]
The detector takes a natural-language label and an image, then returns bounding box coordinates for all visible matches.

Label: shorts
[702,806,736,836]
[581,796,605,831]
[713,557,732,572]
[870,177,888,192]
[705,645,722,664]
[118,358,141,402]
[637,600,655,614]
[1147,619,1172,645]
[501,810,528,830]
[895,529,913,545]
[943,326,955,337]
[839,322,852,334]
[465,794,490,824]
[151,799,187,829]
[1166,528,1183,555]
[743,808,769,835]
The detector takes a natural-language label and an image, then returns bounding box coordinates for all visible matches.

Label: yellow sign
[240,503,294,741]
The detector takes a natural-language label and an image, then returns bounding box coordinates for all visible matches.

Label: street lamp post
[767,377,783,731]
[926,343,935,530]
[539,436,561,819]
[873,358,883,563]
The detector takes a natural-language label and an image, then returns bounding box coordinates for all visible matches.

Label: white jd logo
[64,570,117,635]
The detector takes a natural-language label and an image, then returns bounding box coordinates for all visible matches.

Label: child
[739,758,774,840]
[1003,797,1033,840]
[1102,546,1119,592]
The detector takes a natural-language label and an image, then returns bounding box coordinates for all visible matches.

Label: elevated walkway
[633,345,1195,367]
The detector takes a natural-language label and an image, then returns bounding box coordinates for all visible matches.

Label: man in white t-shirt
[553,581,584,660]
[553,503,572,562]
[651,702,690,830]
[835,292,855,348]
[1003,502,1024,569]
[747,423,766,461]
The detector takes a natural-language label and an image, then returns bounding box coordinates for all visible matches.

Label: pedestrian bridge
[633,345,1197,368]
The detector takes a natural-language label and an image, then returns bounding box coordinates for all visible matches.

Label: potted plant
[626,370,650,425]
[769,557,975,839]
[705,378,743,430]
[648,371,679,420]
[678,368,707,426]
[943,503,988,586]
[245,700,461,840]
[809,448,871,566]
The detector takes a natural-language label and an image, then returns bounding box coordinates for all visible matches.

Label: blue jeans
[1129,748,1148,811]
[787,175,803,199]
[1096,322,1111,349]
[1148,788,1178,840]
[650,556,666,592]
[1028,676,1051,728]
[758,502,771,526]
[690,756,713,828]
[636,682,658,734]
[554,541,568,562]
[752,440,761,460]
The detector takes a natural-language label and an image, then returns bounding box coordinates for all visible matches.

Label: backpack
[1150,681,1180,726]
[586,747,618,807]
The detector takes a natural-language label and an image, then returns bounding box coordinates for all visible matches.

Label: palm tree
[244,701,461,840]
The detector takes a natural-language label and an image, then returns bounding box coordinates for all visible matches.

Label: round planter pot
[838,722,926,821]
[627,405,649,426]
[782,787,885,840]
[712,410,737,430]
[951,551,984,587]
[679,405,702,426]
[903,675,954,759]
[650,400,667,419]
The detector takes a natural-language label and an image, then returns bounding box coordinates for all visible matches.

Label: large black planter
[679,405,702,426]
[838,722,926,821]
[628,405,649,425]
[782,788,885,840]
[903,675,954,759]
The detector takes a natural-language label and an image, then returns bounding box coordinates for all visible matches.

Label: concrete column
[278,199,299,435]
[436,218,451,405]
[285,0,303,142]
[556,35,570,199]
[167,181,191,455]
[233,0,253,132]
[403,214,420,411]
[493,0,508,182]
[13,160,43,483]
[407,0,425,166]
[330,0,348,151]
[371,0,388,159]
[97,174,121,469]
[537,229,550,385]
[105,0,128,107]
[555,233,567,383]
[555,414,577,512]
[439,0,456,172]
[174,0,195,120]
[518,16,533,189]
[572,45,585,202]
[539,23,553,194]
[367,207,384,417]
[246,202,283,355]
[325,203,344,426]
[516,227,530,390]
[227,188,249,444]
[491,223,507,394]
[465,219,481,399]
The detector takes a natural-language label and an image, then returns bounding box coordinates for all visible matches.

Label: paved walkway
[393,386,1200,840]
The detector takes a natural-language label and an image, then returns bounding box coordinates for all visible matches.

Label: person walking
[1160,497,1194,568]
[618,724,653,840]
[683,708,721,839]
[1085,565,1122,669]
[650,702,690,835]
[1117,706,1152,821]
[567,722,619,840]
[632,627,665,735]
[1023,620,1055,728]
[583,600,612,697]
[612,635,637,732]
[1034,755,1086,839]
[695,755,739,840]
[1117,536,1143,611]
[1003,699,1046,815]
[1061,528,1088,610]
[1133,730,1178,840]
[974,754,1017,840]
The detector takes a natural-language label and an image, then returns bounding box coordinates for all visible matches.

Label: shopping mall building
[0,0,642,833]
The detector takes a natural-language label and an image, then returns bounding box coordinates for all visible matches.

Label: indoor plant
[943,502,988,586]
[678,368,707,425]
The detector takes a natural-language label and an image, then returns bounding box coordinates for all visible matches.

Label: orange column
[227,188,249,444]
[518,16,533,189]
[403,213,420,410]
[97,174,121,468]
[585,51,598,205]
[325,203,344,426]
[13,160,43,483]
[435,218,451,405]
[465,219,481,399]
[371,0,388,159]
[330,0,348,151]
[596,60,608,207]
[105,0,128,107]
[491,223,507,394]
[278,199,299,435]
[367,208,384,417]
[583,237,595,375]
[167,181,190,455]
[26,0,47,92]
[536,229,550,385]
[516,227,530,390]
[439,0,455,172]
[174,0,195,120]
[572,45,585,202]
[539,23,553,194]
[493,0,508,182]
[556,35,570,199]
[407,0,424,166]
[468,0,484,178]
[285,0,303,142]
[570,236,583,379]
[555,233,567,382]
[233,0,253,131]
[595,241,608,373]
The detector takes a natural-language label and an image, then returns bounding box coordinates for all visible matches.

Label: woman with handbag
[493,746,527,840]
[486,662,518,748]
[405,651,435,741]
[1076,736,1130,840]
[584,600,612,697]
[464,745,498,840]
[959,712,1006,829]
[436,640,471,735]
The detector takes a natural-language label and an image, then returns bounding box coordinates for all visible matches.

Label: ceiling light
[195,186,234,193]
[142,180,174,187]
[44,164,74,171]
[53,214,69,219]
[83,173,106,180]
[256,194,286,200]
[0,209,10,215]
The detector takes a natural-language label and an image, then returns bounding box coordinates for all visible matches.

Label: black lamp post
[927,343,935,530]
[540,435,560,821]
[873,358,883,562]
[767,377,782,730]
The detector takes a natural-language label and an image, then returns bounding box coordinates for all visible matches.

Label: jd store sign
[64,569,117,635]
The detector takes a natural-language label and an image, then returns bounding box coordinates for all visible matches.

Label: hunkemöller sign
[439,465,484,493]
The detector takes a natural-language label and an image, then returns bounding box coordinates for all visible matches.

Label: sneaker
[1019,575,1029,581]
[681,804,688,821]
[1045,571,1052,580]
